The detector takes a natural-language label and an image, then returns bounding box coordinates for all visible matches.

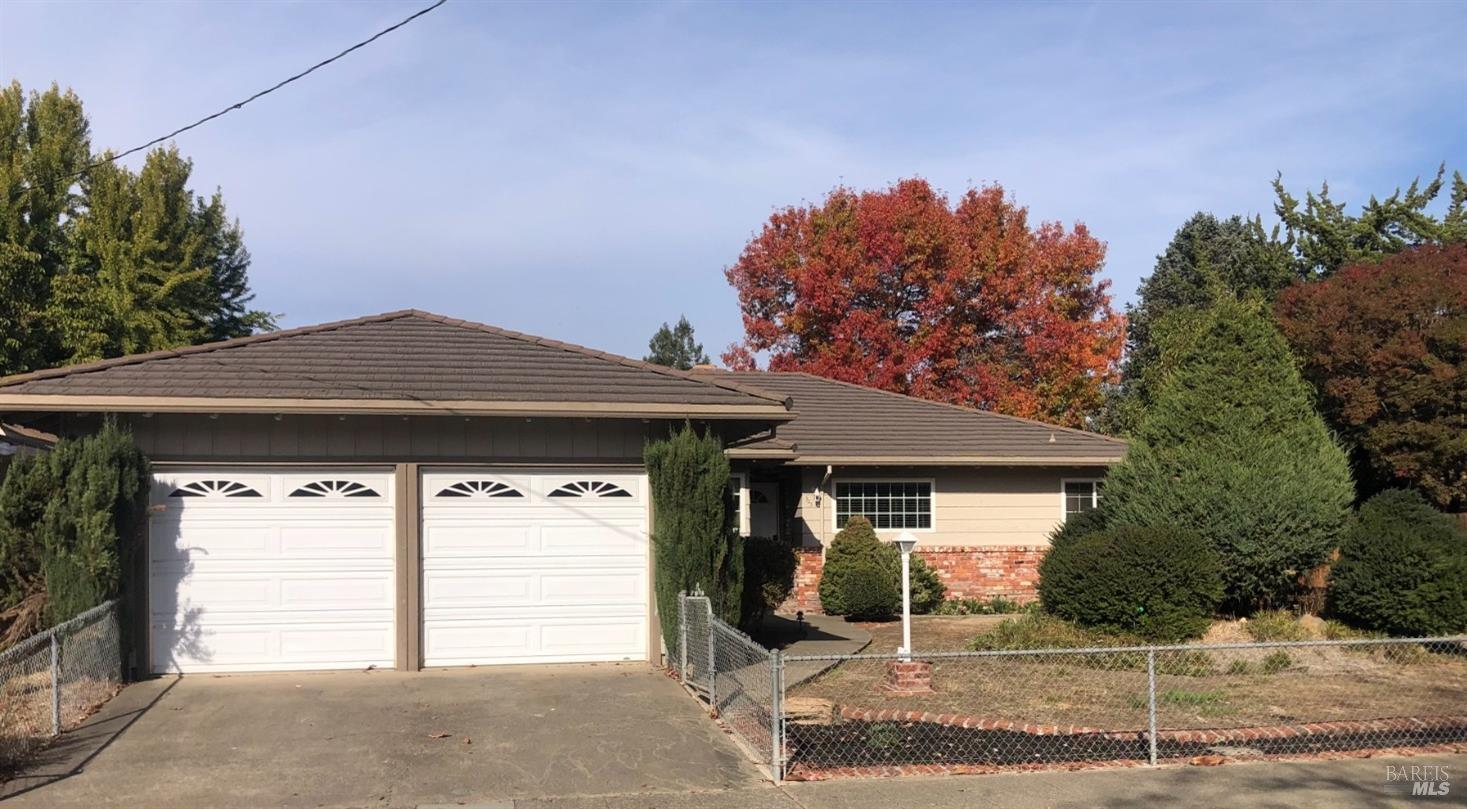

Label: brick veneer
[780,545,1047,614]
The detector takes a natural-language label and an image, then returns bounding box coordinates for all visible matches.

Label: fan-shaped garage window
[548,480,633,498]
[288,480,381,498]
[170,480,263,498]
[750,490,770,504]
[436,480,525,498]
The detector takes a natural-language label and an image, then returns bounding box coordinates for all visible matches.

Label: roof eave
[787,454,1124,466]
[0,394,797,422]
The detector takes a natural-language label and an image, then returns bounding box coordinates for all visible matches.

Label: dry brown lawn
[789,616,1467,732]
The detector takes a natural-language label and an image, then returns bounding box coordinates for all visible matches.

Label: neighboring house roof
[700,370,1126,466]
[0,422,56,456]
[0,311,794,420]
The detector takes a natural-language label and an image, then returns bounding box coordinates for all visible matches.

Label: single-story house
[0,310,1124,677]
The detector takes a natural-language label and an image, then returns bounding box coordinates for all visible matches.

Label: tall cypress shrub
[38,420,151,624]
[0,420,150,641]
[1102,299,1353,611]
[645,423,741,649]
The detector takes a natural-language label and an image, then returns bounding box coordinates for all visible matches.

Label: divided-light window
[1063,480,1103,520]
[835,481,931,530]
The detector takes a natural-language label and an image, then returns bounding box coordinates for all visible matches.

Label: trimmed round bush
[1038,525,1223,641]
[1330,489,1467,636]
[840,562,900,619]
[817,516,946,616]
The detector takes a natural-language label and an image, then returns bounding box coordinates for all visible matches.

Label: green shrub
[739,536,797,630]
[645,423,741,644]
[0,420,151,630]
[1245,610,1311,642]
[1100,300,1354,611]
[841,562,900,619]
[1329,489,1467,636]
[1047,508,1106,550]
[1038,525,1223,641]
[908,553,945,614]
[817,518,946,616]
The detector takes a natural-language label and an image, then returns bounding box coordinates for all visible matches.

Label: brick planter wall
[781,547,825,613]
[780,545,1047,614]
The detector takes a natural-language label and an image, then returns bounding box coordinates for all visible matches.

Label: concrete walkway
[757,612,870,687]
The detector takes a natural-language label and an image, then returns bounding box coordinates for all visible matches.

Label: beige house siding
[794,465,1110,549]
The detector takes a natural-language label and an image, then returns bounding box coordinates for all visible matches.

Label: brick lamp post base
[883,660,934,695]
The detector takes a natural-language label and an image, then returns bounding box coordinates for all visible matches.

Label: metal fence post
[1146,647,1158,766]
[678,593,688,684]
[770,649,783,783]
[706,599,717,708]
[49,631,61,737]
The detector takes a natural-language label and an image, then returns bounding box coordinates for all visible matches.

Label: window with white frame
[1062,479,1103,520]
[835,480,932,530]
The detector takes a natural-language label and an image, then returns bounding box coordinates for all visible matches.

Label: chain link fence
[672,598,1467,782]
[0,600,123,769]
[781,636,1467,778]
[675,592,782,777]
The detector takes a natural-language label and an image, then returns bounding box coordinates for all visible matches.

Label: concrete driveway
[0,663,765,808]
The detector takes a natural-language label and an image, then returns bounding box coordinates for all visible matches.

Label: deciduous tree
[724,179,1124,428]
[1275,245,1467,511]
[0,82,272,376]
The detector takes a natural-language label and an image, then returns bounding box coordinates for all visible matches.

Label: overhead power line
[74,0,447,178]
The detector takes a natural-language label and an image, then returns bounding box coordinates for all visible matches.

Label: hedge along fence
[0,419,150,650]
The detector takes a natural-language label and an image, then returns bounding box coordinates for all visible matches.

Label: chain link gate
[674,592,785,781]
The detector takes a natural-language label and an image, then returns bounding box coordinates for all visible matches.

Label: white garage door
[148,469,396,673]
[420,470,649,666]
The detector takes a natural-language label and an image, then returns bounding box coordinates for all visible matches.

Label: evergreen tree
[38,420,150,624]
[0,82,272,376]
[1102,214,1294,435]
[644,423,741,645]
[1273,164,1467,277]
[1102,299,1354,611]
[644,316,709,370]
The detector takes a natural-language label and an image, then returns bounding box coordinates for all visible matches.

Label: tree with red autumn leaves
[1275,244,1467,512]
[723,178,1124,428]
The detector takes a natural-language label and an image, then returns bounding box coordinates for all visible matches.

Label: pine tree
[644,316,709,370]
[1102,299,1354,611]
[644,423,740,645]
[1273,165,1467,277]
[1102,213,1295,435]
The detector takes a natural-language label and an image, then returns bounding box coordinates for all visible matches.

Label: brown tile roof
[0,311,792,417]
[699,370,1126,465]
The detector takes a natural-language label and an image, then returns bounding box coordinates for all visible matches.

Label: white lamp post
[892,531,918,662]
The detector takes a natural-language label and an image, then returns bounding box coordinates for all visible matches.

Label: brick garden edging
[835,705,1467,744]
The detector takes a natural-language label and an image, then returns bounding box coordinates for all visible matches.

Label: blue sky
[3,1,1464,361]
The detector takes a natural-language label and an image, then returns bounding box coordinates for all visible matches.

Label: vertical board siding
[114,414,658,462]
